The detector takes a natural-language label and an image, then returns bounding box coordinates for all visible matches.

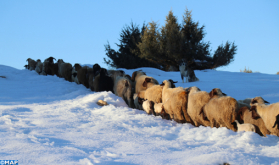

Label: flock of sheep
[25,57,279,138]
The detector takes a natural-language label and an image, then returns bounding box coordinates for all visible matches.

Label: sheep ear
[264,99,270,104]
[143,78,151,87]
[272,114,279,129]
[222,92,227,96]
[160,82,165,86]
[251,109,261,119]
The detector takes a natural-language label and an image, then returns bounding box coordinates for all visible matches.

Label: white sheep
[161,79,183,103]
[232,120,256,132]
[142,100,155,115]
[237,106,270,136]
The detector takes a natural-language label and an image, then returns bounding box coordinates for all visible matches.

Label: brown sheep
[237,106,270,136]
[135,75,159,94]
[187,86,211,127]
[137,79,177,105]
[26,58,36,71]
[200,96,238,131]
[250,97,279,136]
[114,76,135,108]
[57,59,73,82]
[161,89,193,124]
[77,66,89,88]
[131,70,146,82]
[209,88,227,99]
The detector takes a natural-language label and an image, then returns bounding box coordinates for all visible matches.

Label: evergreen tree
[212,41,237,68]
[180,8,211,64]
[104,22,158,69]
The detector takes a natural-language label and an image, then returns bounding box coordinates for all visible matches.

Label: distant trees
[104,8,237,70]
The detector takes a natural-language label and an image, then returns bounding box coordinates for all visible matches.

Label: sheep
[87,64,101,91]
[209,88,227,99]
[187,86,212,127]
[238,98,253,105]
[250,98,279,136]
[77,66,90,88]
[57,59,73,82]
[71,63,82,84]
[154,102,164,116]
[231,120,256,133]
[250,96,270,106]
[35,59,43,74]
[133,93,143,110]
[41,57,58,76]
[161,79,182,103]
[93,68,114,92]
[161,89,193,124]
[237,106,270,136]
[136,79,177,105]
[142,100,156,115]
[108,70,125,82]
[131,70,146,82]
[92,63,101,77]
[200,96,238,131]
[114,76,135,108]
[26,58,36,71]
[135,75,159,94]
[44,56,56,64]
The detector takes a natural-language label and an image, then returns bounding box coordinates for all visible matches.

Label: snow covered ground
[0,64,279,165]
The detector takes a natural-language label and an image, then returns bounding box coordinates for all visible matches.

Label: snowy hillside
[0,64,279,165]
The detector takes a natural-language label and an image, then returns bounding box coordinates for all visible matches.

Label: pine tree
[104,22,158,69]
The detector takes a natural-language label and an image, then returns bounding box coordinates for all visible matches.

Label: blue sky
[1,1,278,74]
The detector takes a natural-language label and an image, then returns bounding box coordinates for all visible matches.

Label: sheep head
[209,88,227,98]
[131,70,145,82]
[73,63,82,71]
[142,78,151,87]
[168,79,178,88]
[250,97,270,106]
